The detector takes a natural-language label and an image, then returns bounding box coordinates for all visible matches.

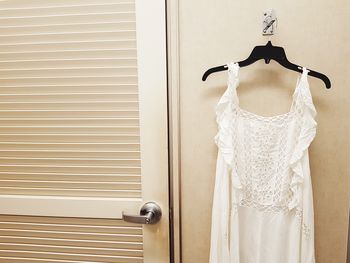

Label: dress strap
[298,67,316,114]
[300,67,310,87]
[226,62,240,105]
[294,67,308,93]
[226,62,239,86]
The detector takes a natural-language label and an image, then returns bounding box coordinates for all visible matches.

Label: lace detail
[238,116,293,212]
[238,107,295,122]
[302,223,311,239]
[214,63,317,214]
[295,207,303,220]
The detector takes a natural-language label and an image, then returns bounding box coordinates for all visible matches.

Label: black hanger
[202,41,331,89]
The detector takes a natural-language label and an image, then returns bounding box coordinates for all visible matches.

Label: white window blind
[0,0,141,198]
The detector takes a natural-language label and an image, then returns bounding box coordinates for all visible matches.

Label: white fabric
[209,62,317,263]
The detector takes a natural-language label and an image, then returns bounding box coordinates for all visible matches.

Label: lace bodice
[214,62,317,213]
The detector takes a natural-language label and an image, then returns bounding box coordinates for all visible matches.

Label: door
[177,0,350,262]
[0,0,169,262]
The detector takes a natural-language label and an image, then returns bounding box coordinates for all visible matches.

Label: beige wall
[178,0,350,262]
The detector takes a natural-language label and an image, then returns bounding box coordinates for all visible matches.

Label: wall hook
[262,9,277,35]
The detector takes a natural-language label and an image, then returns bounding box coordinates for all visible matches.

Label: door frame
[166,0,182,262]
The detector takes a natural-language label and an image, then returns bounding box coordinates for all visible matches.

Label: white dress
[209,62,317,263]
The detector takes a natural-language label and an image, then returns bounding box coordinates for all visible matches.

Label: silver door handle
[122,202,162,224]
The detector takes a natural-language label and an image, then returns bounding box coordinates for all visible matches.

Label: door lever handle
[122,202,162,224]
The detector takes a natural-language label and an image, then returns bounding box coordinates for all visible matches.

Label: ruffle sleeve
[213,62,243,204]
[288,78,317,210]
[210,62,241,263]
